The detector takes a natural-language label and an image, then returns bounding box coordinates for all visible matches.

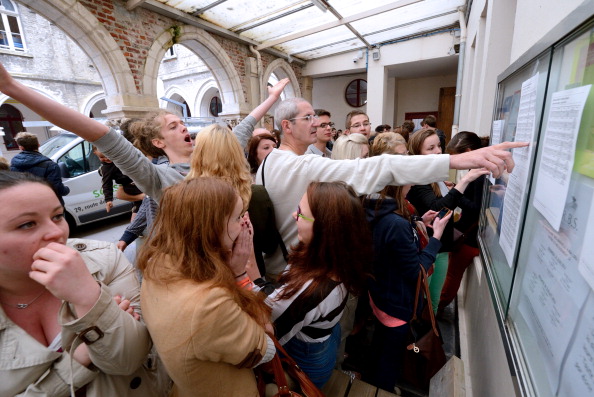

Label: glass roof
[152,0,466,60]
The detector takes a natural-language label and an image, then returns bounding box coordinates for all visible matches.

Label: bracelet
[236,276,253,290]
[234,271,247,279]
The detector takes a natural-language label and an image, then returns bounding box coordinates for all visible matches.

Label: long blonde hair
[137,177,269,326]
[331,133,369,160]
[186,124,252,209]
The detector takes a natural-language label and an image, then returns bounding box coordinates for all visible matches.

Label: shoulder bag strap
[260,152,289,262]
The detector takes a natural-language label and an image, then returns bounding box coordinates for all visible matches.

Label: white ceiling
[137,0,466,61]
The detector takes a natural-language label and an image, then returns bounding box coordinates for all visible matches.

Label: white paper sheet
[518,180,592,393]
[578,195,594,291]
[490,120,505,184]
[533,85,592,231]
[519,221,590,392]
[499,74,539,266]
[557,292,594,396]
[491,119,505,146]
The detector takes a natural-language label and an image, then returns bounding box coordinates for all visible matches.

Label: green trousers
[427,252,449,314]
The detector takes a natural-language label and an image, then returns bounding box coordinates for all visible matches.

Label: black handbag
[401,265,447,391]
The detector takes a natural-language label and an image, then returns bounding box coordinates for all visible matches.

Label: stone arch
[17,0,140,115]
[161,86,192,117]
[195,79,221,117]
[81,92,107,118]
[262,59,301,101]
[144,25,247,117]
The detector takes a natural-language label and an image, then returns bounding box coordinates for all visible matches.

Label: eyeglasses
[289,115,319,123]
[350,122,371,129]
[296,205,314,222]
[319,122,335,129]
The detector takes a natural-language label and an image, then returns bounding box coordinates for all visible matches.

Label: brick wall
[77,0,303,102]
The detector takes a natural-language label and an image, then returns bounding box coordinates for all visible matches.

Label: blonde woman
[370,132,408,156]
[331,133,369,160]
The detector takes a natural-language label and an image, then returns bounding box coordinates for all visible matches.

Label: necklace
[0,289,46,309]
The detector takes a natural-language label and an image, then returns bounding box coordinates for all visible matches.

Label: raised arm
[234,78,290,148]
[0,62,108,141]
[250,78,289,122]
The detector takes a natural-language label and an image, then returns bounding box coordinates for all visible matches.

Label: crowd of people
[0,60,525,396]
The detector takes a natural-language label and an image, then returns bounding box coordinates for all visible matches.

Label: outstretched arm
[0,62,108,141]
[449,141,529,178]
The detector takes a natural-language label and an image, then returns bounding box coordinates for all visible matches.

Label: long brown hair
[137,177,269,326]
[277,182,372,300]
[186,124,253,210]
[408,129,442,197]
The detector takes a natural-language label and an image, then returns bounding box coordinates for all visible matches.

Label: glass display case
[479,16,594,397]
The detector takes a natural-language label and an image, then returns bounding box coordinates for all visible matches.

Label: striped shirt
[267,277,348,345]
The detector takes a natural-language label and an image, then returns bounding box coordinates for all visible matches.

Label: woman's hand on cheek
[29,242,100,317]
[228,224,251,276]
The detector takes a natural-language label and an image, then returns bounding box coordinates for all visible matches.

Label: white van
[39,131,133,229]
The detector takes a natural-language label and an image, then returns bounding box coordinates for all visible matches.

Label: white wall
[311,73,367,130]
[511,0,587,62]
[394,74,458,126]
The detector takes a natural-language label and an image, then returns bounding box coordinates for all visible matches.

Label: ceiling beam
[191,0,228,17]
[256,0,421,50]
[125,0,146,11]
[234,4,314,34]
[139,0,305,65]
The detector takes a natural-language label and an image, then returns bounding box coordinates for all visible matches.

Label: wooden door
[437,87,456,144]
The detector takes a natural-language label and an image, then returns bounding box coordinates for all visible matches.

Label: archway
[17,0,142,114]
[196,80,221,118]
[82,92,108,118]
[262,59,301,101]
[144,25,247,117]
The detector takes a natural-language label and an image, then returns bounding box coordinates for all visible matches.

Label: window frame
[0,0,26,52]
[345,78,367,108]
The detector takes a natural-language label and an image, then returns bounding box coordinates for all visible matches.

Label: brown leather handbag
[401,265,447,391]
[257,336,325,397]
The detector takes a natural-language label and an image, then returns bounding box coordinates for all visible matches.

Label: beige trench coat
[0,239,168,397]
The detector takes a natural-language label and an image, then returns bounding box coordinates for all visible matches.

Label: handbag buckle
[407,342,420,353]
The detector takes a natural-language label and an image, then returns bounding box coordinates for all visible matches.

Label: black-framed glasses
[296,205,314,222]
[319,122,335,129]
[289,115,319,123]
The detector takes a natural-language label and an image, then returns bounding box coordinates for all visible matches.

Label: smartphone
[436,207,452,219]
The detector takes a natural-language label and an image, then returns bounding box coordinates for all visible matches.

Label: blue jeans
[282,323,341,389]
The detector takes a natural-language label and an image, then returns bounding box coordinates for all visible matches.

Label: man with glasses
[256,97,526,279]
[305,109,333,157]
[345,110,372,138]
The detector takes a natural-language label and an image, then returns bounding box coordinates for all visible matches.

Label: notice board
[479,17,594,397]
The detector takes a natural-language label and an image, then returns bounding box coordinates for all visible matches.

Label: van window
[39,133,77,158]
[57,140,100,178]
